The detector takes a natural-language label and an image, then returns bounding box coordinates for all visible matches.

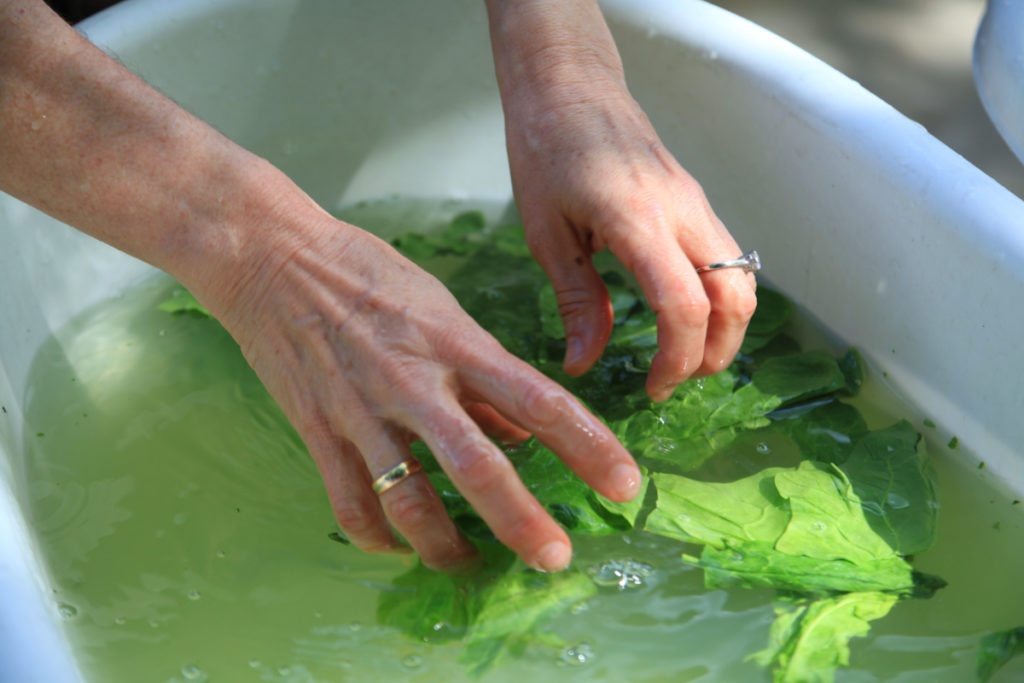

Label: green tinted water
[19,203,1024,682]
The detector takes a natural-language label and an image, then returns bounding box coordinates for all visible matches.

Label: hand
[209,200,643,572]
[487,0,758,401]
[0,0,641,574]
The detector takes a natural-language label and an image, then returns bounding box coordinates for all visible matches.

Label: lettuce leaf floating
[644,463,934,596]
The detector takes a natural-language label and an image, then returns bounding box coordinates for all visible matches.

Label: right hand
[203,195,643,573]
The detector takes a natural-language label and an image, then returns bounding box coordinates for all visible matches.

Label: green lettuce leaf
[977,626,1024,682]
[157,287,211,317]
[751,591,900,683]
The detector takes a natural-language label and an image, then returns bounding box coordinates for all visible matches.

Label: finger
[299,415,405,554]
[459,354,641,503]
[524,219,614,375]
[609,228,710,401]
[692,269,757,377]
[411,399,574,573]
[360,425,480,572]
[465,402,531,444]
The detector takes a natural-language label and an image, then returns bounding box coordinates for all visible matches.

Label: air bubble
[57,603,78,619]
[756,442,772,455]
[589,559,653,590]
[561,642,594,665]
[181,663,204,680]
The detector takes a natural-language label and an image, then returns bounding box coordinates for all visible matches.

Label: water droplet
[570,600,590,615]
[187,589,201,601]
[401,654,423,670]
[561,642,594,665]
[588,559,653,590]
[812,521,828,531]
[248,659,261,670]
[114,616,126,625]
[348,620,361,632]
[30,116,45,131]
[756,442,772,455]
[216,550,226,559]
[57,603,77,619]
[181,663,204,680]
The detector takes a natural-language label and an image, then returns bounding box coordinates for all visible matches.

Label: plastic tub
[2,0,1023,680]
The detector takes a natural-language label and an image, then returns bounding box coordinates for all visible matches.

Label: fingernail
[532,541,571,573]
[611,462,641,501]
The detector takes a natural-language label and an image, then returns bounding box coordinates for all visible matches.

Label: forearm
[484,0,627,113]
[0,0,323,310]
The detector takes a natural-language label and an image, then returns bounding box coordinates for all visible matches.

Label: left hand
[486,0,758,401]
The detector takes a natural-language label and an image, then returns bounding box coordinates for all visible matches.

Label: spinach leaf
[770,399,868,465]
[838,420,937,556]
[741,287,794,354]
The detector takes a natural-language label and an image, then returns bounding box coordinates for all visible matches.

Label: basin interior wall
[2,0,1024,680]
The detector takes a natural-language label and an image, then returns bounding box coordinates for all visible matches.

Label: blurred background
[710,0,1024,198]
[46,0,1024,198]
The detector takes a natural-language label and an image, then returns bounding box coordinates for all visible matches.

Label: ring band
[696,249,761,275]
[371,458,423,495]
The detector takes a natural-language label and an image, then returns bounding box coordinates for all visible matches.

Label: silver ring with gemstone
[696,249,761,274]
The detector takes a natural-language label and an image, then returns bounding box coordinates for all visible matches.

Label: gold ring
[371,458,423,495]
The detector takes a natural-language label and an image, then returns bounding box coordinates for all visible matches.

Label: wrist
[485,0,626,108]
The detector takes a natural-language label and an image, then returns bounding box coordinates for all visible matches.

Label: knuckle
[677,293,712,325]
[332,497,387,546]
[448,439,509,493]
[383,482,437,533]
[728,287,758,325]
[519,378,571,428]
[494,506,552,554]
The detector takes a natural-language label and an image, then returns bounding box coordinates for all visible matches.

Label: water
[18,203,1024,682]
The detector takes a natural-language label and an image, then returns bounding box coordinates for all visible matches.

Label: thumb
[528,226,613,376]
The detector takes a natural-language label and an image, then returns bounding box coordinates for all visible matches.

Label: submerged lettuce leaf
[751,591,900,683]
[156,287,211,317]
[377,546,595,677]
[977,626,1024,682]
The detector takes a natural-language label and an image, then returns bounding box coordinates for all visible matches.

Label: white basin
[3,0,1024,680]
